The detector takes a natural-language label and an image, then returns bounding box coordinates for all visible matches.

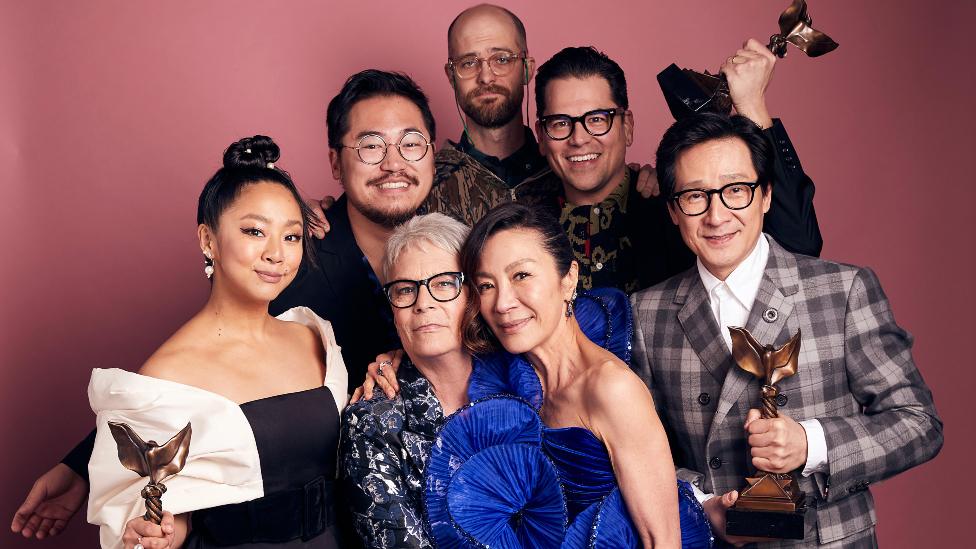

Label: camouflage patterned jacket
[424,144,562,226]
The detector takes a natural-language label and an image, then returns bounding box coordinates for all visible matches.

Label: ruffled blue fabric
[574,287,633,364]
[546,427,713,549]
[467,287,632,411]
[468,352,544,410]
[425,396,566,548]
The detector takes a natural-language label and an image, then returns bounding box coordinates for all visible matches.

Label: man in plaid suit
[631,113,942,547]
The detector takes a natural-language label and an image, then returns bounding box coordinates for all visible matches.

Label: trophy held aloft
[725,327,806,540]
[657,0,839,120]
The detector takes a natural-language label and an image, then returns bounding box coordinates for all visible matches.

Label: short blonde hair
[382,213,470,280]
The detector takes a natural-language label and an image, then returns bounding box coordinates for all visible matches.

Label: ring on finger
[378,360,393,376]
[135,544,144,549]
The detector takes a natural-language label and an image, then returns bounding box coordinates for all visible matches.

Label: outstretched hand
[11,463,87,539]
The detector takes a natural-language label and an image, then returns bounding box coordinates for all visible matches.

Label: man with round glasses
[534,45,824,293]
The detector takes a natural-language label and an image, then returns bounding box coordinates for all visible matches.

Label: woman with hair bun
[85,136,346,549]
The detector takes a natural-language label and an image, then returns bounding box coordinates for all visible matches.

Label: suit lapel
[706,236,800,444]
[676,271,732,384]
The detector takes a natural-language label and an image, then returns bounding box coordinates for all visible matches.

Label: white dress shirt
[690,235,827,503]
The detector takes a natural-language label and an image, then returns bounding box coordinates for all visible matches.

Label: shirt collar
[696,234,770,310]
[561,168,631,212]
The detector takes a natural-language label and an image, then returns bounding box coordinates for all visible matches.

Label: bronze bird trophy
[658,0,839,120]
[108,422,192,525]
[724,327,806,540]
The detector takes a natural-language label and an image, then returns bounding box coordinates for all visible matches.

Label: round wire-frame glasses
[338,131,432,165]
[448,51,525,79]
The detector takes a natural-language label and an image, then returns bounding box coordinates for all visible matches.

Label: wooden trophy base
[726,472,807,540]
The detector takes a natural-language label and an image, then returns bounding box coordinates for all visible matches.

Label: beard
[460,84,523,128]
[352,172,422,229]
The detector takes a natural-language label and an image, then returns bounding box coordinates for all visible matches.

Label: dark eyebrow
[352,128,427,142]
[240,214,302,227]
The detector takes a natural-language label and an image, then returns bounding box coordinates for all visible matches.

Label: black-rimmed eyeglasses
[383,272,465,309]
[670,182,763,216]
[538,108,625,140]
[338,131,433,165]
[448,51,526,79]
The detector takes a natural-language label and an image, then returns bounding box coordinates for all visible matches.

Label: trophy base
[726,507,806,540]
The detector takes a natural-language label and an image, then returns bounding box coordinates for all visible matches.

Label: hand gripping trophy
[658,0,839,120]
[108,422,192,525]
[725,327,806,540]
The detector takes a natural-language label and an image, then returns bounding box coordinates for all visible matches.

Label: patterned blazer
[631,236,943,547]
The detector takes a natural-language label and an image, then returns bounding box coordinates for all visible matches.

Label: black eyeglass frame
[669,182,763,216]
[382,271,465,309]
[447,51,527,79]
[537,108,626,141]
[337,131,433,166]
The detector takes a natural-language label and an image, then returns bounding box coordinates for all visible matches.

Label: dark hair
[447,5,528,54]
[534,46,628,116]
[197,135,318,271]
[655,113,772,198]
[459,203,573,354]
[326,70,436,150]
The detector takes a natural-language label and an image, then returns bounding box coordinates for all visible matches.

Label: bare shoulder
[276,318,325,358]
[580,347,649,413]
[138,337,203,386]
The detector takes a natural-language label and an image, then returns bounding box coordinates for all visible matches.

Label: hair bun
[223,135,281,169]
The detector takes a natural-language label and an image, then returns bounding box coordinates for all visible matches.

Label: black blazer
[270,194,400,392]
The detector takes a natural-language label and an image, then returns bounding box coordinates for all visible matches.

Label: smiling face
[538,75,633,205]
[387,242,467,363]
[201,181,304,303]
[668,137,771,280]
[473,228,577,355]
[446,5,531,128]
[329,94,434,228]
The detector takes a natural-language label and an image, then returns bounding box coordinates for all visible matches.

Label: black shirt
[456,126,546,188]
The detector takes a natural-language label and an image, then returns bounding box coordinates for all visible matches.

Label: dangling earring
[203,251,214,279]
[565,290,578,318]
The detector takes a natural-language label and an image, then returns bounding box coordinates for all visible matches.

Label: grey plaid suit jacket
[631,236,942,547]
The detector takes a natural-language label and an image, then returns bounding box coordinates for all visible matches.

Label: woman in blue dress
[457,203,709,548]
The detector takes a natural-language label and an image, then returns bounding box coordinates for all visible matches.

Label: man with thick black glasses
[631,112,942,547]
[534,45,823,292]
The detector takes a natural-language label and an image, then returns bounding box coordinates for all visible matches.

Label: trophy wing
[769,330,802,385]
[728,327,766,380]
[146,423,192,483]
[777,0,808,36]
[108,421,151,477]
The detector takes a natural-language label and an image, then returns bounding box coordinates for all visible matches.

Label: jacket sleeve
[761,119,823,257]
[818,267,943,503]
[61,429,96,483]
[340,402,432,549]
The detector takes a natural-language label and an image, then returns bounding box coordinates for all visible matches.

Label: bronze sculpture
[108,422,192,525]
[658,0,839,120]
[724,327,806,540]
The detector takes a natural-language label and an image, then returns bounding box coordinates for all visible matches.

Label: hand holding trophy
[108,422,192,525]
[724,328,806,540]
[658,0,838,120]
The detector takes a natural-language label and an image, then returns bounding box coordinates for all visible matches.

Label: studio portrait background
[1,1,972,547]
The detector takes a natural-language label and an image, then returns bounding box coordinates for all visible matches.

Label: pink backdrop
[2,1,972,547]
